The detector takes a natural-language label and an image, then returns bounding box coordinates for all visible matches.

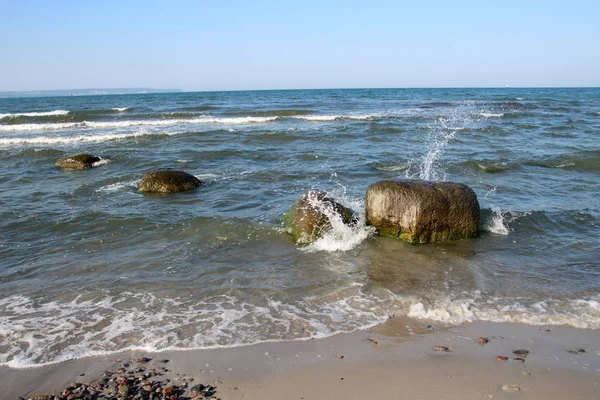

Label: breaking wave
[0,110,70,119]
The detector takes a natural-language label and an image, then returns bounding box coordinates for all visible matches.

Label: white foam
[1,287,599,368]
[0,130,181,145]
[0,116,278,132]
[407,294,600,330]
[0,110,69,119]
[483,206,510,235]
[95,179,138,193]
[479,112,504,118]
[111,107,131,112]
[0,286,392,368]
[303,189,376,252]
[292,114,374,121]
[92,158,111,167]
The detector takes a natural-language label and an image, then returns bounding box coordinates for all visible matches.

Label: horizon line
[1,85,599,99]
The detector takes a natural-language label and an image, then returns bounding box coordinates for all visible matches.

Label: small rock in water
[136,356,152,363]
[496,356,509,361]
[477,337,489,345]
[159,359,170,363]
[513,349,529,358]
[364,338,379,345]
[337,355,344,359]
[513,357,526,363]
[433,346,450,352]
[501,384,521,392]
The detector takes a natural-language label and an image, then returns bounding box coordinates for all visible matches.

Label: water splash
[303,187,376,253]
[411,102,478,181]
[484,206,510,235]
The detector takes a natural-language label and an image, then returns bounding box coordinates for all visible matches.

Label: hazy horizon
[2,0,599,92]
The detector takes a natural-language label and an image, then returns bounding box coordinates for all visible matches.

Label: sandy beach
[3,319,599,400]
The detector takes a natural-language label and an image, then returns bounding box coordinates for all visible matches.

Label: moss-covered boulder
[55,154,102,169]
[138,169,201,193]
[283,191,355,244]
[365,180,479,243]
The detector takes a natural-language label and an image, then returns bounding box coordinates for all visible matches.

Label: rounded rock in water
[365,179,480,243]
[138,168,202,193]
[283,191,355,244]
[55,153,102,169]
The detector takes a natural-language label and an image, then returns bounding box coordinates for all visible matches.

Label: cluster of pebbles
[16,357,219,400]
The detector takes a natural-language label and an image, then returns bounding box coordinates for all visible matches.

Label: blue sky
[1,0,598,91]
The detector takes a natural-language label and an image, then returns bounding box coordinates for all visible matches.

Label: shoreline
[3,320,599,399]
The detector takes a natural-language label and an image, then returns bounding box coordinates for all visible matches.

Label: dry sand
[2,320,599,399]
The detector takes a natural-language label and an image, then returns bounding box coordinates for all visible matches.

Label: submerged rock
[283,191,354,244]
[55,154,102,169]
[365,179,480,243]
[138,168,201,193]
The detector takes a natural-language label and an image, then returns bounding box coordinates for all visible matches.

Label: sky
[1,0,599,91]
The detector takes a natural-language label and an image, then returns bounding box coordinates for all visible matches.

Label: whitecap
[0,110,70,119]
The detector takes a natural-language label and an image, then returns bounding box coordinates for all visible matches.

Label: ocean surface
[1,88,599,368]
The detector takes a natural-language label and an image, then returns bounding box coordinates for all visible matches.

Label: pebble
[502,384,521,392]
[496,356,509,361]
[15,358,220,400]
[513,357,526,363]
[477,337,489,345]
[433,346,450,352]
[364,338,379,345]
[513,349,529,358]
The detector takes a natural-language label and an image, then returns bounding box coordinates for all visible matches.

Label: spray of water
[301,187,376,253]
[409,101,478,181]
[484,206,510,235]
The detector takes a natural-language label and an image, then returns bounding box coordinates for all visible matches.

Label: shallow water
[1,88,599,367]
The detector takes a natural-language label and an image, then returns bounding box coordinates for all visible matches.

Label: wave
[2,286,599,368]
[0,116,280,132]
[0,130,182,145]
[224,109,315,117]
[177,106,217,112]
[458,160,520,174]
[301,188,376,253]
[526,150,600,172]
[0,110,69,120]
[111,107,132,112]
[293,114,374,121]
[407,292,600,329]
[0,287,391,368]
[478,112,504,118]
[0,113,383,133]
[482,207,511,235]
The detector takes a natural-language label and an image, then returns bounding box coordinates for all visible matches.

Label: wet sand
[3,320,599,399]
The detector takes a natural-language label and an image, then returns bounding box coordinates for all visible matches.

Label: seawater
[0,88,599,368]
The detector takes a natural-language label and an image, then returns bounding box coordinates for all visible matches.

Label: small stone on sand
[502,384,521,392]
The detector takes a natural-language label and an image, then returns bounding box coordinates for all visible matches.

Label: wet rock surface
[16,358,220,400]
[283,191,355,244]
[55,154,103,170]
[365,179,480,243]
[138,169,202,193]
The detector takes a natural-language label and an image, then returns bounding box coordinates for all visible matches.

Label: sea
[1,88,599,368]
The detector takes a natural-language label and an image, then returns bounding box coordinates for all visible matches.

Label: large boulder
[138,169,201,193]
[365,180,479,243]
[55,154,102,169]
[283,191,355,244]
